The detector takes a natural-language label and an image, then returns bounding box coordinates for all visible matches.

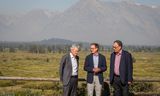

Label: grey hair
[70,44,80,50]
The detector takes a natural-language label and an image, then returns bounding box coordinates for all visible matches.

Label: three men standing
[84,43,107,96]
[59,40,133,96]
[110,40,133,96]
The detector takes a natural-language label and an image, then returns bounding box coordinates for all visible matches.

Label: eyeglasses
[113,46,119,49]
[90,47,96,49]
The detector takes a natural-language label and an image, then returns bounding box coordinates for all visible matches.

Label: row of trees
[0,42,160,53]
[0,44,71,53]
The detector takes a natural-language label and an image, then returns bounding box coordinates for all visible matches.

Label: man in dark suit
[84,43,107,96]
[59,44,80,96]
[110,40,133,96]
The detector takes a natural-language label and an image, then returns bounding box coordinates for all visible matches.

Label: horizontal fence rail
[0,76,160,82]
[0,76,59,81]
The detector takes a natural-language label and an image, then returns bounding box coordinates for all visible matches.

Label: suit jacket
[110,50,133,85]
[84,53,107,84]
[59,53,79,86]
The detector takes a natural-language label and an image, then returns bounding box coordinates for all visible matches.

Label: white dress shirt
[70,53,78,76]
[93,54,99,68]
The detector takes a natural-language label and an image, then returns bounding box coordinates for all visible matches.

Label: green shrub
[0,89,42,96]
[130,82,153,92]
[0,80,26,87]
[77,83,86,96]
[0,71,3,76]
[22,82,61,91]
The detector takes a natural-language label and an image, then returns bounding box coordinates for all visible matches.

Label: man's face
[90,45,98,54]
[71,47,79,57]
[113,42,121,53]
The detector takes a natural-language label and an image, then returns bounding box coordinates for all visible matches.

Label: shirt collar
[93,53,99,56]
[117,50,122,55]
[70,53,74,58]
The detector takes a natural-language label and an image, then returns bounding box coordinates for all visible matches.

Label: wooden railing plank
[0,76,160,95]
[0,76,160,82]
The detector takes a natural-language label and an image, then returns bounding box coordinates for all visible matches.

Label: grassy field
[0,51,160,95]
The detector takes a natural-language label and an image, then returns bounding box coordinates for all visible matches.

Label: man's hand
[128,81,132,85]
[93,68,101,74]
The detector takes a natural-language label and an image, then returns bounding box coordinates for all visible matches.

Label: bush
[0,71,3,76]
[0,89,42,96]
[22,82,61,91]
[130,82,153,92]
[77,83,86,96]
[0,80,25,87]
[22,82,62,95]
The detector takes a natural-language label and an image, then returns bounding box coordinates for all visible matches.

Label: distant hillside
[0,0,160,45]
[36,38,74,45]
[0,38,90,48]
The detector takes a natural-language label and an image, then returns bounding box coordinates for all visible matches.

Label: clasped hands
[93,67,101,74]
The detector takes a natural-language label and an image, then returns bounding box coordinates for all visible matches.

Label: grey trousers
[62,76,78,96]
[87,75,102,96]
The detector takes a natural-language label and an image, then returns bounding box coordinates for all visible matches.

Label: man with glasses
[84,43,107,96]
[110,40,133,96]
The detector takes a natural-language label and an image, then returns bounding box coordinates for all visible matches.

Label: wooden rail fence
[0,76,160,96]
[0,76,160,82]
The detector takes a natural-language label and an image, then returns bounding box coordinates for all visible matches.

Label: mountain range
[0,0,160,45]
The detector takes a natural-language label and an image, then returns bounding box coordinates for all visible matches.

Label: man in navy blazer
[110,40,133,96]
[84,43,107,96]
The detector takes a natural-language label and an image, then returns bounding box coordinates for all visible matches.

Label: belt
[114,74,120,77]
[71,75,78,78]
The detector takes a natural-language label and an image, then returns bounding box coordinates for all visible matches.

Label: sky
[0,0,160,14]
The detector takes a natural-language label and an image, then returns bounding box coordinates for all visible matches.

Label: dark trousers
[112,76,129,96]
[63,76,78,96]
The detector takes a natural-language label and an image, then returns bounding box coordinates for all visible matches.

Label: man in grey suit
[59,44,80,96]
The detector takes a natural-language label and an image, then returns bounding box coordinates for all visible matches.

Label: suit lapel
[112,53,116,67]
[90,54,94,67]
[75,56,79,66]
[68,53,72,67]
[98,54,101,67]
[76,56,79,61]
[119,50,124,70]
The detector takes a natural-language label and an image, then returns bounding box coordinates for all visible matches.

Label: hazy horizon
[0,0,160,14]
[0,0,160,46]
